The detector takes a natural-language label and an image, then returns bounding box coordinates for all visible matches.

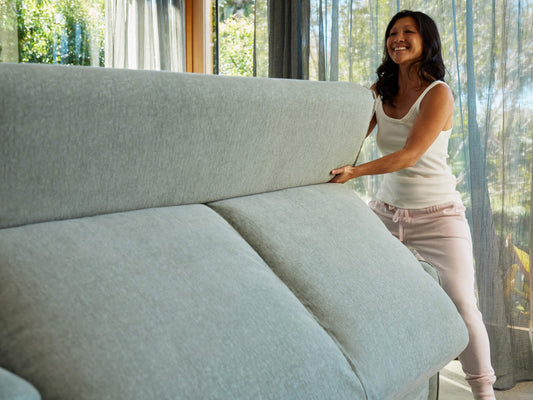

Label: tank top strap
[412,80,447,111]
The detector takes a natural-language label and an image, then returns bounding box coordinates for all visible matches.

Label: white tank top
[374,80,463,209]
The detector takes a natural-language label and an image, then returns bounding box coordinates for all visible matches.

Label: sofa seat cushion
[0,205,365,400]
[0,367,40,400]
[209,184,469,400]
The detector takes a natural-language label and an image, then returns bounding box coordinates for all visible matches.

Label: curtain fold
[255,0,533,390]
[105,0,185,72]
[267,0,310,79]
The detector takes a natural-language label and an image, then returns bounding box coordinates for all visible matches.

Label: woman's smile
[387,16,423,65]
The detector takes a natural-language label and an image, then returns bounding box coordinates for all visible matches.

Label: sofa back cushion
[0,63,374,228]
[0,205,366,399]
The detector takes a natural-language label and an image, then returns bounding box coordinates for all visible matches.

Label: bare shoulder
[421,82,454,110]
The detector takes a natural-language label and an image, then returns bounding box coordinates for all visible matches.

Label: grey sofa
[0,63,468,400]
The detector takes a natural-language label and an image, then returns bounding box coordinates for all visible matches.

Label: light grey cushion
[0,367,40,400]
[420,260,440,283]
[209,184,469,400]
[0,205,365,399]
[398,381,430,400]
[0,63,374,229]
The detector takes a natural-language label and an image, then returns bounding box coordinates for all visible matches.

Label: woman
[330,10,496,400]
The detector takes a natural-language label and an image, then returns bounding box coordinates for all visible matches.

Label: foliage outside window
[213,0,259,76]
[0,0,104,66]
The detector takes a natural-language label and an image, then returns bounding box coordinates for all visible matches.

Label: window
[1,0,186,72]
[0,0,104,66]
[212,0,255,76]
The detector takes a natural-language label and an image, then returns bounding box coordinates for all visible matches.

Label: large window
[1,0,186,72]
[0,0,104,65]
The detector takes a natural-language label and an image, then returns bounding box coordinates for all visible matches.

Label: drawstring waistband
[392,208,413,242]
[392,208,413,224]
[370,200,466,243]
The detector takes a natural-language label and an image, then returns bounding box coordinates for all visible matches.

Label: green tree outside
[214,0,255,77]
[0,0,104,66]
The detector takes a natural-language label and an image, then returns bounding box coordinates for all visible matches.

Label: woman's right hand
[329,165,357,184]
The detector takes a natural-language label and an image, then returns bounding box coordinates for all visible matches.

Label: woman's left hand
[329,165,356,183]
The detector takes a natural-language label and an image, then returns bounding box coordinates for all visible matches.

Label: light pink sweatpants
[369,200,496,400]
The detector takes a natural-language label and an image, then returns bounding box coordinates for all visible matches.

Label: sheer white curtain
[105,0,185,71]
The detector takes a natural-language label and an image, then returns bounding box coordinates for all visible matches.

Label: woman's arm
[330,83,453,184]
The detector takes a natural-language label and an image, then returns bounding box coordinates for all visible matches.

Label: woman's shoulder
[424,80,450,93]
[420,81,453,106]
[418,80,454,120]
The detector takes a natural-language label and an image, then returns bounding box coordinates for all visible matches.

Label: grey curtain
[255,0,533,391]
[267,0,310,79]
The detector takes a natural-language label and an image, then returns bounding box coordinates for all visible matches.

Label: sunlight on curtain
[105,0,185,71]
[256,0,533,390]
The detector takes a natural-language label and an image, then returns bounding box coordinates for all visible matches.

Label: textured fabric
[0,205,365,400]
[0,63,374,229]
[374,81,462,209]
[0,367,40,400]
[209,183,469,400]
[398,381,429,400]
[370,200,496,399]
[419,260,440,284]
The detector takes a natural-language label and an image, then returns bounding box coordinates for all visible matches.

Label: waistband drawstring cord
[392,208,413,242]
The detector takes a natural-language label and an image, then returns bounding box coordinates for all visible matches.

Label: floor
[440,360,533,399]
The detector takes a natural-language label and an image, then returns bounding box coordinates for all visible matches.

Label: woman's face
[387,16,424,66]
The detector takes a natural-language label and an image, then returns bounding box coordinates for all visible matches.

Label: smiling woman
[329,10,498,400]
[376,10,446,108]
[386,17,423,65]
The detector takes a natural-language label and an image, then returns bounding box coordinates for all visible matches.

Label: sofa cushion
[0,204,366,400]
[0,63,374,229]
[0,367,40,400]
[209,184,469,400]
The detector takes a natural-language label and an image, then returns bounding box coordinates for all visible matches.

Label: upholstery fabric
[0,205,365,400]
[397,381,429,400]
[0,63,374,229]
[0,367,40,400]
[209,183,469,400]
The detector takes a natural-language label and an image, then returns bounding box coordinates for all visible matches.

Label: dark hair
[376,10,445,105]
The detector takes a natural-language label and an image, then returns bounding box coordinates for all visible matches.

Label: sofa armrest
[0,367,40,400]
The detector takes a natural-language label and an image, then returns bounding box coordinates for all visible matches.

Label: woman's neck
[397,63,427,93]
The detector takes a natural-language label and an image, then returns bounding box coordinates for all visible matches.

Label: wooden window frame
[185,0,212,73]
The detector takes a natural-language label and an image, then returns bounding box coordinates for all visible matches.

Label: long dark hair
[376,10,445,105]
